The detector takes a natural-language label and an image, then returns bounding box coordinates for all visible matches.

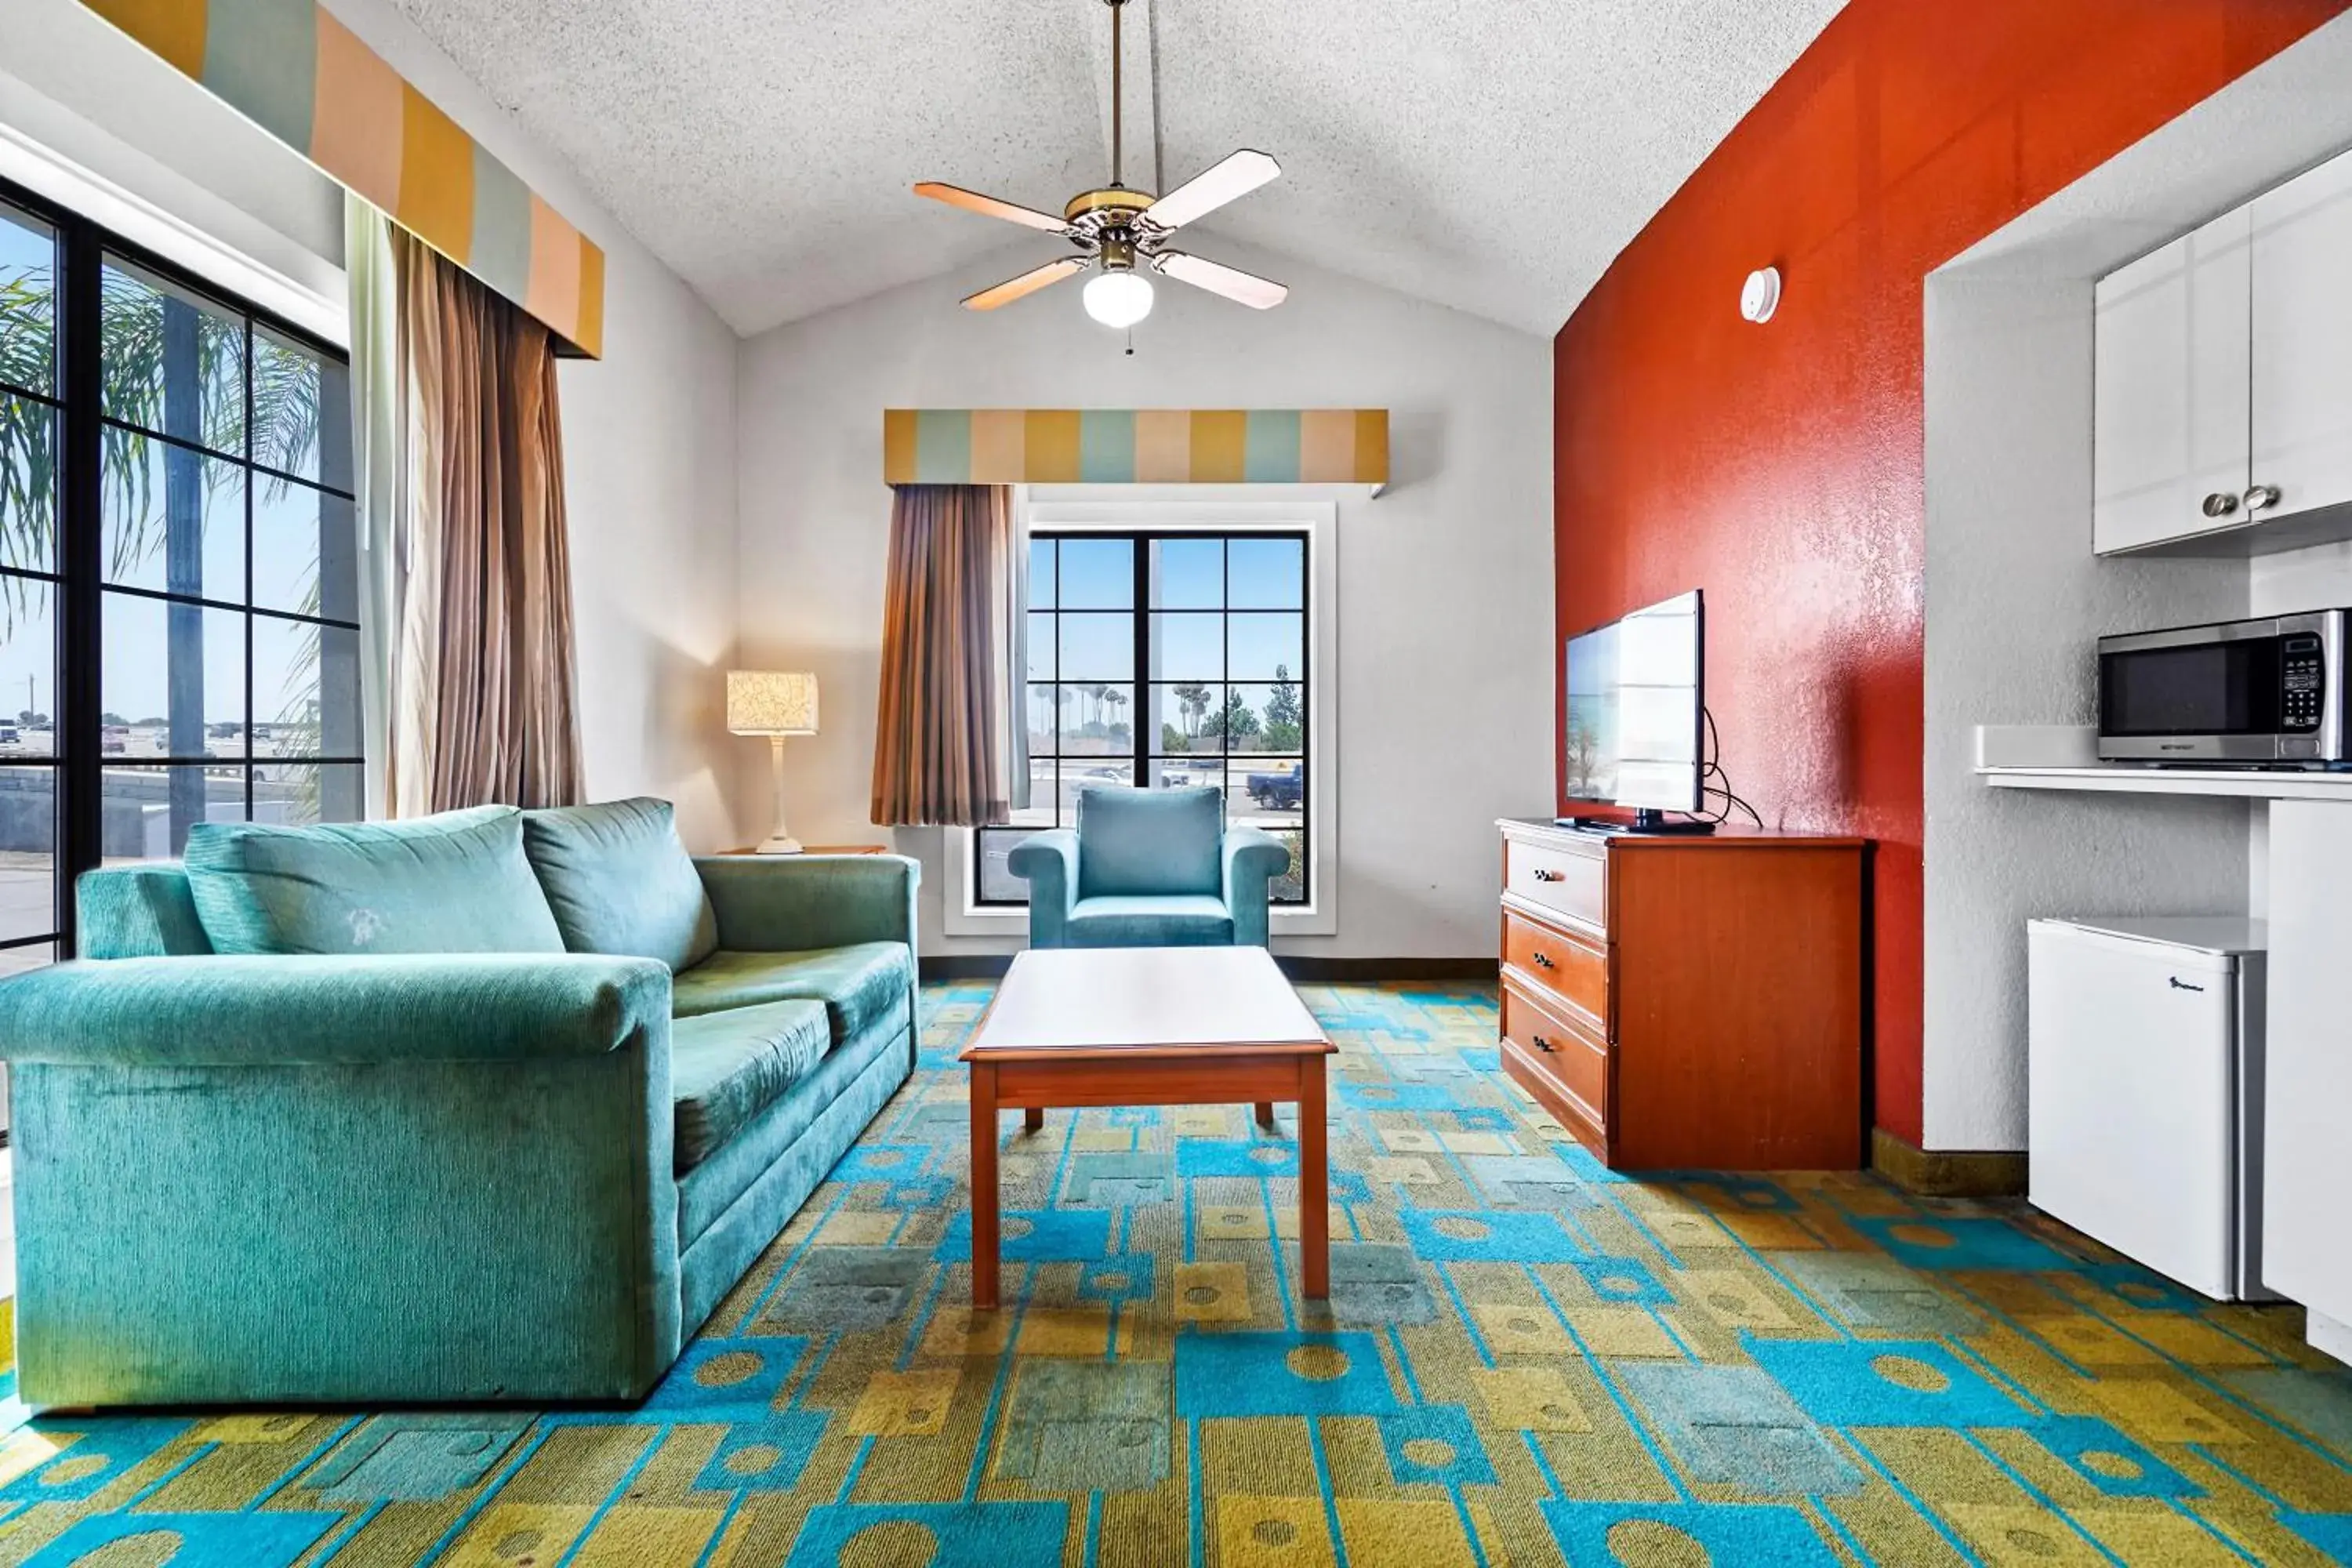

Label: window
[976,530,1311,907]
[0,177,359,971]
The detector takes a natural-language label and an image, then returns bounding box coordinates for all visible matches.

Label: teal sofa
[1009,784,1288,947]
[0,799,919,1407]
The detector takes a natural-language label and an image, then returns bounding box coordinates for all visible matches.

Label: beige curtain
[388,225,585,812]
[871,485,1019,826]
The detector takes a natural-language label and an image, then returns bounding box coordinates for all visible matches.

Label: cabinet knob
[1532,868,1563,883]
[1533,951,1556,970]
[1531,1033,1555,1052]
[2244,484,2282,513]
[2201,492,2240,518]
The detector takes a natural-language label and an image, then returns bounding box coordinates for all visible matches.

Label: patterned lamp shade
[728,671,818,735]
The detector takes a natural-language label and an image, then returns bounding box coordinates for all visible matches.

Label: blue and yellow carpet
[1,981,2350,1566]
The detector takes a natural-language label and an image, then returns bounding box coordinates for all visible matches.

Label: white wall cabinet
[2251,153,2352,527]
[2095,147,2352,555]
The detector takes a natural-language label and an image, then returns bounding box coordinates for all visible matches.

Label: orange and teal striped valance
[884,409,1388,487]
[81,0,606,358]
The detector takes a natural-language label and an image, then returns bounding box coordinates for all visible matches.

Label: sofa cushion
[77,866,214,959]
[670,998,831,1172]
[672,942,913,1040]
[1076,785,1222,897]
[183,806,566,956]
[1066,894,1234,947]
[522,797,718,972]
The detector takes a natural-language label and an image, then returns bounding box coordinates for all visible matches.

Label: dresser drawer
[1502,908,1608,1034]
[1502,978,1609,1131]
[1504,835,1605,933]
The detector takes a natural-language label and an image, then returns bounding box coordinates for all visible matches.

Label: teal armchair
[1008,784,1288,948]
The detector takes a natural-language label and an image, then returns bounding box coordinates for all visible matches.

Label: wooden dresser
[1497,817,1867,1171]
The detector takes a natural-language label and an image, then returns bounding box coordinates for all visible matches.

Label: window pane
[1027,537,1054,609]
[1149,612,1221,680]
[1022,757,1058,823]
[0,205,56,399]
[1058,613,1132,681]
[977,826,1040,904]
[1144,756,1218,790]
[253,617,361,757]
[252,477,358,619]
[1152,682,1222,753]
[1228,681,1305,752]
[1229,612,1303,681]
[1024,613,1054,681]
[252,326,350,488]
[254,760,362,826]
[0,941,53,979]
[103,592,245,756]
[102,258,246,458]
[0,576,55,753]
[102,430,244,601]
[1230,757,1305,820]
[1058,683,1133,755]
[103,762,245,861]
[0,393,56,573]
[0,764,55,942]
[1152,537,1221,608]
[1026,683,1058,757]
[1057,537,1132,608]
[1229,537,1304,608]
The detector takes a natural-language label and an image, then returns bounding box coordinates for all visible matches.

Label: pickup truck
[1245,762,1303,811]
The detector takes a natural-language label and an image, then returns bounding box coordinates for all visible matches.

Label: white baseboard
[2307,1307,2352,1368]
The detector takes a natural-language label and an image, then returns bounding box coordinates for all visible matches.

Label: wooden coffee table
[959,946,1336,1310]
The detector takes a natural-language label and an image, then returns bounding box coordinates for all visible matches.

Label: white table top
[960,946,1331,1058]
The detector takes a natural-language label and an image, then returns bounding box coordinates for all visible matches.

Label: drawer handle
[1531,1033,1556,1052]
[1532,951,1555,970]
[1532,868,1563,883]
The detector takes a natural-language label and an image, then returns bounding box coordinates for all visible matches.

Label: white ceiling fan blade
[962,256,1089,310]
[915,182,1073,234]
[1142,150,1281,231]
[1152,251,1287,310]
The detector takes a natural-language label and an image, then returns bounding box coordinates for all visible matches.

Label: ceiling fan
[914,0,1287,329]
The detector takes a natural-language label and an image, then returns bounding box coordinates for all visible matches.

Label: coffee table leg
[1299,1055,1328,1299]
[1254,1102,1276,1128]
[970,1062,1000,1309]
[1025,1105,1045,1133]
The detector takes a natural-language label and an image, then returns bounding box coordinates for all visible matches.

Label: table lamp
[728,670,818,854]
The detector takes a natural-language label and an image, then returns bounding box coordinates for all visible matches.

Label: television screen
[1563,590,1704,814]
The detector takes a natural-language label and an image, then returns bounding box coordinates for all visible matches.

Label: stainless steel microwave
[2098,611,2346,765]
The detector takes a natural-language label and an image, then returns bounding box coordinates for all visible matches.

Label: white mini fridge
[2027,916,2270,1301]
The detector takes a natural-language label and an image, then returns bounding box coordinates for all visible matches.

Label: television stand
[1555,809,1717,836]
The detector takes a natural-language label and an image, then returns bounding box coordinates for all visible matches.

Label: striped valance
[884,409,1388,486]
[81,0,605,358]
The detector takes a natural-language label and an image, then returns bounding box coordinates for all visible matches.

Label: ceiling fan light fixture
[1083,267,1154,328]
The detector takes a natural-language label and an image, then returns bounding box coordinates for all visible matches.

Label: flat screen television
[1562,589,1707,831]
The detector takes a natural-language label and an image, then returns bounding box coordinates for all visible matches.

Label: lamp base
[753,836,804,855]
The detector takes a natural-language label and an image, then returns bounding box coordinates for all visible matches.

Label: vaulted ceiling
[383,0,1846,338]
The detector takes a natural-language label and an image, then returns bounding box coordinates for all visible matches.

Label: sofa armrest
[0,953,670,1067]
[1007,829,1079,947]
[1222,826,1291,947]
[693,853,920,954]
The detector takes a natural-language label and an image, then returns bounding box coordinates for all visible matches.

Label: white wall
[735,242,1554,957]
[1922,270,2249,1152]
[0,0,745,848]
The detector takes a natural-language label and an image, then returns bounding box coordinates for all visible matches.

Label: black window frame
[975,528,1312,909]
[0,172,361,964]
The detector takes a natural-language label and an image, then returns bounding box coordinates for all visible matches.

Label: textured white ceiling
[383,0,1846,337]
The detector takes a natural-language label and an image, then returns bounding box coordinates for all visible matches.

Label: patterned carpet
[0,980,2350,1566]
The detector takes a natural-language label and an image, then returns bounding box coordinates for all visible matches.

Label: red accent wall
[1553,0,2348,1148]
